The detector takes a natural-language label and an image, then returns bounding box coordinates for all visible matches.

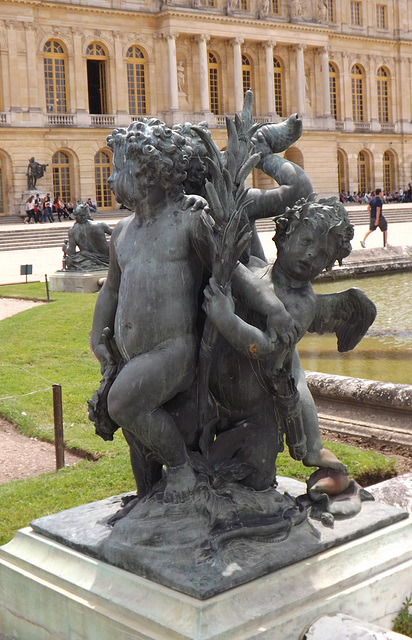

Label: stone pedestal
[0,516,411,640]
[0,480,411,640]
[20,190,46,218]
[49,270,107,293]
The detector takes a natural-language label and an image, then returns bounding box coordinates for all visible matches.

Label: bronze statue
[62,202,112,271]
[87,96,376,569]
[26,157,48,191]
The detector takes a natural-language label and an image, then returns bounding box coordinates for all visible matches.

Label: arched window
[337,149,348,194]
[0,156,4,216]
[200,0,216,5]
[284,146,304,169]
[52,151,72,204]
[86,43,108,114]
[377,67,389,123]
[383,151,395,193]
[208,52,221,115]
[95,151,113,210]
[351,64,364,122]
[329,62,339,120]
[43,40,67,113]
[273,57,284,117]
[236,0,249,8]
[242,54,252,97]
[357,150,370,193]
[126,46,147,116]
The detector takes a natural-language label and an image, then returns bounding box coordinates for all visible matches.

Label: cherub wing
[308,288,377,353]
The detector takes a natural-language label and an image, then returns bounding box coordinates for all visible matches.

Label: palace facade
[0,0,411,215]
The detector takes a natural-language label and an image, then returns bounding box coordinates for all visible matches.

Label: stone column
[296,44,306,116]
[166,33,179,111]
[265,40,276,116]
[6,22,21,112]
[367,55,376,126]
[71,28,88,114]
[197,34,210,113]
[321,47,331,116]
[24,23,39,112]
[397,56,412,131]
[232,37,244,113]
[342,52,354,128]
[113,32,128,115]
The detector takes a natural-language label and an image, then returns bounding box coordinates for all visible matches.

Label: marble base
[49,270,107,293]
[1,516,412,640]
[29,482,407,600]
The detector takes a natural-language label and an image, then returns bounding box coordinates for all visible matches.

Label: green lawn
[0,283,397,545]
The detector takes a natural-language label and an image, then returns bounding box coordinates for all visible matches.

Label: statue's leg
[122,429,162,499]
[212,402,280,491]
[292,349,348,474]
[107,337,197,502]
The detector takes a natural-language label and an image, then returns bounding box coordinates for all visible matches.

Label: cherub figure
[89,118,211,504]
[203,196,376,491]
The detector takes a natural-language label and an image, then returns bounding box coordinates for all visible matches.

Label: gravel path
[0,297,82,483]
[0,297,45,320]
[0,416,81,484]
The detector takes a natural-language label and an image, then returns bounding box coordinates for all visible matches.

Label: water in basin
[298,272,412,385]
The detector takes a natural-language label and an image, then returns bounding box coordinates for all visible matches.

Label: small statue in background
[26,157,48,191]
[62,201,112,271]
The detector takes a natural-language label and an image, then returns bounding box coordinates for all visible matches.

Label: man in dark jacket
[360,187,388,248]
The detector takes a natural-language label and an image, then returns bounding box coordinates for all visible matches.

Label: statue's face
[108,157,147,211]
[277,222,338,282]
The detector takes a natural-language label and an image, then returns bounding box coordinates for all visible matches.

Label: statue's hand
[250,130,273,160]
[202,278,235,323]
[182,194,209,213]
[93,343,113,375]
[267,309,299,349]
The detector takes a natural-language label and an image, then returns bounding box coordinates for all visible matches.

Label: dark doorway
[87,59,107,114]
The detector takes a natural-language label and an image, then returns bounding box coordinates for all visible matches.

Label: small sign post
[20,264,33,283]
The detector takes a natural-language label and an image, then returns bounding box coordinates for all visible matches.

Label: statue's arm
[203,278,282,360]
[90,236,121,373]
[67,230,77,255]
[101,223,113,236]
[231,263,298,348]
[247,155,313,221]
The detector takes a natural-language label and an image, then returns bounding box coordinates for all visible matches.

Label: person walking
[360,187,388,248]
[24,195,36,224]
[41,193,54,223]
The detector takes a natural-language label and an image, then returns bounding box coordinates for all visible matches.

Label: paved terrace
[0,203,411,286]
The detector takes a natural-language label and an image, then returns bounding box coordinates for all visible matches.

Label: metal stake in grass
[52,383,65,470]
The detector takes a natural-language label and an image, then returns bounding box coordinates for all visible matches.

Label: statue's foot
[163,461,197,504]
[303,447,348,475]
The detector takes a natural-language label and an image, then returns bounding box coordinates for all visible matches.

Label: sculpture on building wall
[26,157,48,191]
[291,0,303,19]
[62,201,112,271]
[318,0,328,21]
[87,94,376,583]
[259,0,270,18]
[177,60,186,94]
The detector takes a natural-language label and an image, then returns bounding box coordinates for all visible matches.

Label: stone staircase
[0,210,125,251]
[0,206,410,252]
